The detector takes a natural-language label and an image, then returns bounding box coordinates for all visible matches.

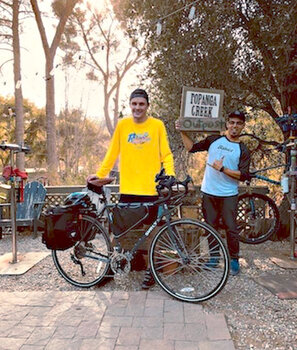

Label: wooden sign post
[179,86,224,132]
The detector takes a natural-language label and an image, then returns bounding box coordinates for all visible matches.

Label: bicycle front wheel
[150,219,229,303]
[237,193,280,244]
[52,215,112,288]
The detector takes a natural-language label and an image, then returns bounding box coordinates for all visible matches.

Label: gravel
[0,231,297,350]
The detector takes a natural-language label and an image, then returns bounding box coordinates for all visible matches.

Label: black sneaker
[141,269,155,289]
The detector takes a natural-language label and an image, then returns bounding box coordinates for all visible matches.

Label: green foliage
[113,0,297,117]
[0,96,46,169]
[56,108,109,184]
[0,97,112,185]
[112,0,296,180]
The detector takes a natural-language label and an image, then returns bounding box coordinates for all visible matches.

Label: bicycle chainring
[110,252,131,275]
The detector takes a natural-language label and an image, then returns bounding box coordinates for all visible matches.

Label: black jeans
[202,193,239,259]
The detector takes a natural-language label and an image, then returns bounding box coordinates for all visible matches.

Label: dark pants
[202,193,239,259]
[119,194,159,271]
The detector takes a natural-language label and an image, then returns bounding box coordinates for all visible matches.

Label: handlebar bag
[111,205,149,237]
[42,206,81,250]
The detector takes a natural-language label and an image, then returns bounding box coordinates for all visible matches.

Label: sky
[0,0,144,121]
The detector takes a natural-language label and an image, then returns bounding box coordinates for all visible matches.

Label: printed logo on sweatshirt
[128,132,151,144]
[217,145,234,153]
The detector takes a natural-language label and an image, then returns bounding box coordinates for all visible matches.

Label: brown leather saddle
[87,178,114,195]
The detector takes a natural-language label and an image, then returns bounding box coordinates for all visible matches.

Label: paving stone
[132,316,163,328]
[139,338,175,350]
[164,304,184,323]
[113,291,129,300]
[28,306,53,317]
[139,325,163,340]
[25,293,57,307]
[19,315,53,327]
[146,291,169,300]
[0,291,236,350]
[116,327,142,346]
[45,338,82,350]
[184,304,205,324]
[0,321,18,337]
[75,320,100,338]
[63,306,87,318]
[46,303,74,317]
[25,326,56,346]
[205,313,231,340]
[105,305,126,316]
[52,325,76,339]
[96,325,120,339]
[185,323,207,341]
[0,337,26,349]
[0,294,28,306]
[125,303,145,316]
[1,309,29,321]
[80,337,116,350]
[145,298,164,308]
[54,315,82,327]
[175,340,199,350]
[144,298,164,317]
[7,325,35,339]
[101,316,133,327]
[128,291,147,300]
[198,340,236,350]
[74,298,99,308]
[144,305,164,317]
[164,323,186,340]
[94,291,114,303]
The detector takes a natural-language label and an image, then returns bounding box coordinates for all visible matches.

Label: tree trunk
[12,0,25,170]
[45,58,59,183]
[104,92,113,136]
[30,0,79,184]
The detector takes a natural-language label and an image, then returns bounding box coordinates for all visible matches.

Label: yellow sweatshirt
[96,116,175,195]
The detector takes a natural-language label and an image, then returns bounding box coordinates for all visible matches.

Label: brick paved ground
[0,290,235,350]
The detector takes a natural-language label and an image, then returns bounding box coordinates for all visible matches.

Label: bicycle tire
[237,192,280,244]
[149,219,229,303]
[52,215,112,288]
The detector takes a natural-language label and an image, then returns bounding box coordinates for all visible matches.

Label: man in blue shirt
[176,111,250,275]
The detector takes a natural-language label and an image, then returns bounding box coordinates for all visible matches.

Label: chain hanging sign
[179,86,224,132]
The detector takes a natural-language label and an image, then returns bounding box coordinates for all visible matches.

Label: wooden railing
[43,184,269,221]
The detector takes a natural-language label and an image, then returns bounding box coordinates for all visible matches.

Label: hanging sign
[179,86,224,132]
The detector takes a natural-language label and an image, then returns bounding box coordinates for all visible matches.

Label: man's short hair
[130,89,149,104]
[227,110,246,122]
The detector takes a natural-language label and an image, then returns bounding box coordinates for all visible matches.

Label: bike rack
[286,138,297,260]
[280,113,297,260]
[0,142,30,263]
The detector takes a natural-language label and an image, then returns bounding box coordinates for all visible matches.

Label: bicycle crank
[110,252,131,275]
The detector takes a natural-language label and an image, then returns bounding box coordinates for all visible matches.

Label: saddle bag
[42,206,81,250]
[111,205,149,237]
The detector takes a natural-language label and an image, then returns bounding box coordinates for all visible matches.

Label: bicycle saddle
[87,178,114,194]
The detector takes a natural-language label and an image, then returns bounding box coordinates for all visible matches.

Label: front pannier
[111,205,149,237]
[42,206,80,250]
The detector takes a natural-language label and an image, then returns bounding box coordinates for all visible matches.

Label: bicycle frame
[85,187,189,265]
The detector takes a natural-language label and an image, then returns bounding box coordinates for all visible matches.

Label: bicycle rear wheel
[237,193,280,244]
[150,219,229,303]
[52,215,111,288]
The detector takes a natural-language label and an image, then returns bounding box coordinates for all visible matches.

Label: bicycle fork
[162,207,189,264]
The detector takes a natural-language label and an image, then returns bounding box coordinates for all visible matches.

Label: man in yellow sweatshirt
[93,88,175,288]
